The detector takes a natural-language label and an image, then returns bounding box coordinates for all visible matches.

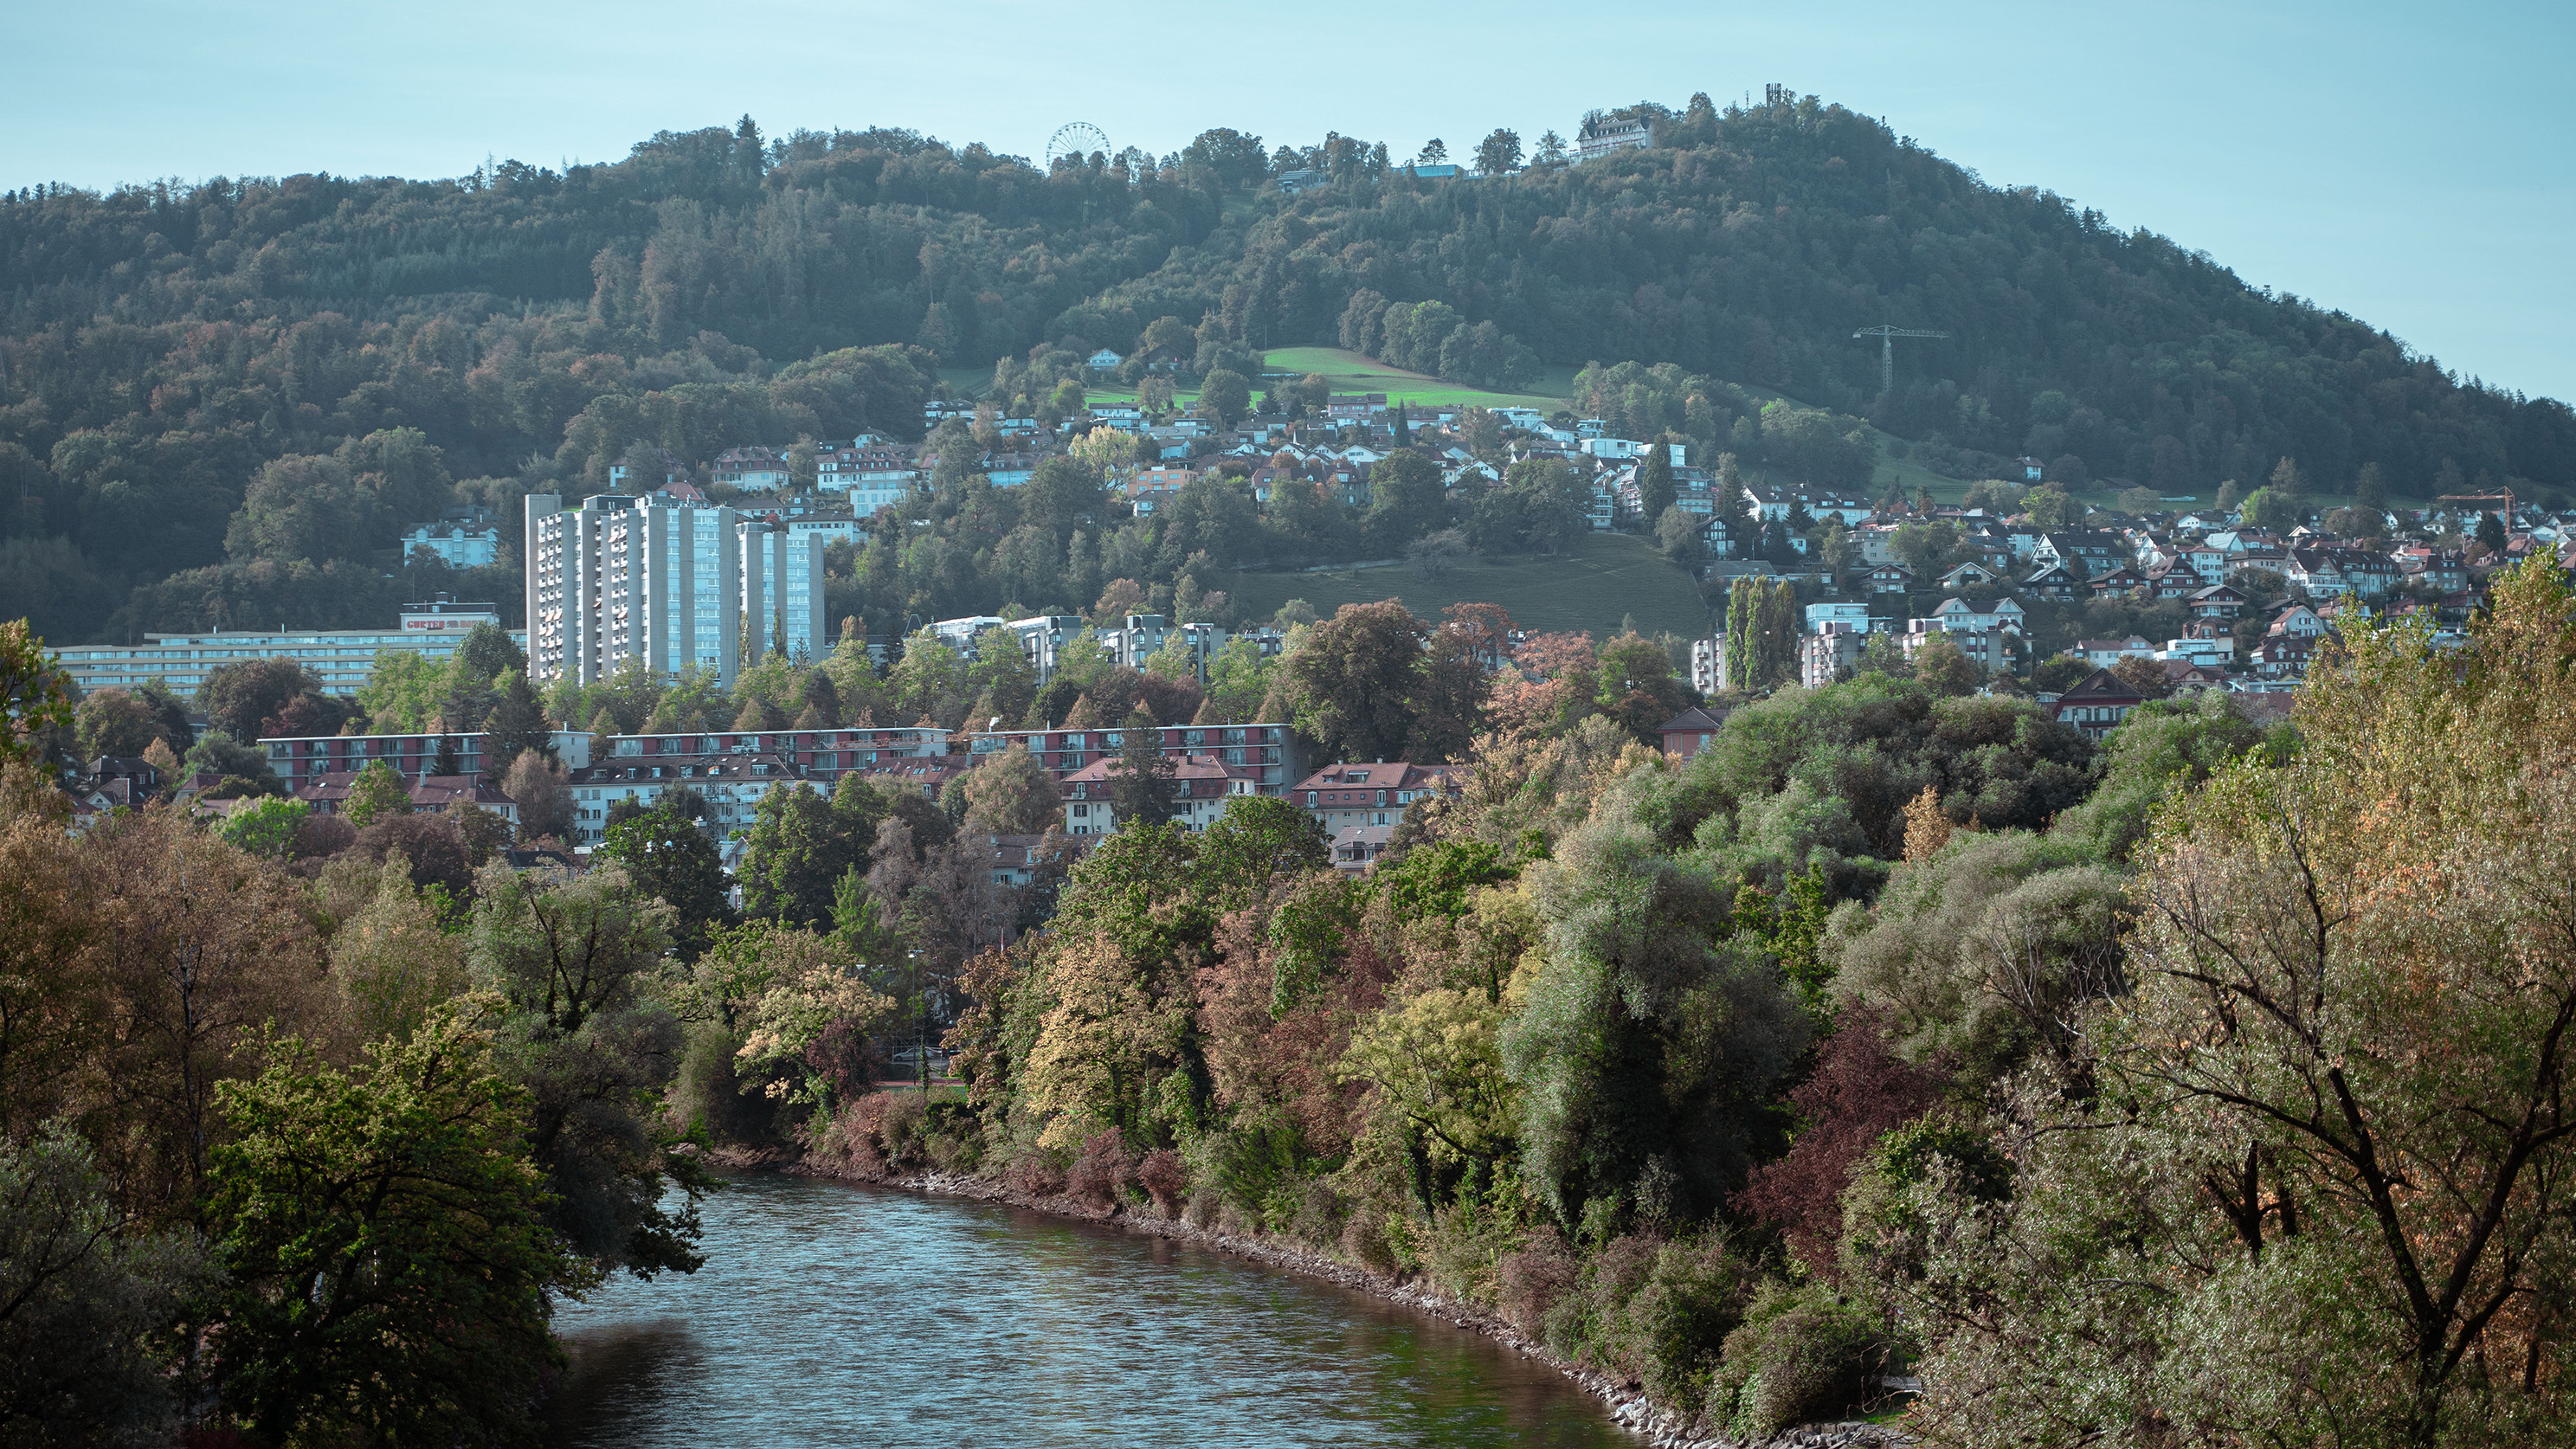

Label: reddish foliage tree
[1733,1007,1948,1274]
[1137,1148,1188,1217]
[1195,890,1393,1159]
[1066,1128,1138,1211]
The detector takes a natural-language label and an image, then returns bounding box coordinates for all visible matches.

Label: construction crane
[1852,325,1948,398]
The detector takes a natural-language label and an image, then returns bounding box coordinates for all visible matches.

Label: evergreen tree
[1106,706,1180,829]
[2269,454,2308,500]
[1756,577,1800,689]
[1636,439,1678,525]
[2353,460,2389,513]
[482,672,552,776]
[429,735,460,777]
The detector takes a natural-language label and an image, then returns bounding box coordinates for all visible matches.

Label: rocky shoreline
[773,1150,1915,1449]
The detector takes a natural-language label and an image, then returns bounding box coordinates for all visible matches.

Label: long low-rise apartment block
[53,598,519,699]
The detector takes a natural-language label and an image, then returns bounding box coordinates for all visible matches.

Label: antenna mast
[1852,324,1949,398]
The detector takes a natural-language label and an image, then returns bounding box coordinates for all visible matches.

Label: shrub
[1005,1150,1066,1197]
[1137,1148,1188,1217]
[1340,1208,1398,1275]
[823,1095,889,1175]
[1707,1284,1884,1439]
[1185,1190,1221,1228]
[1065,1128,1137,1211]
[670,1023,786,1147]
[1614,1240,1758,1407]
[876,1091,927,1166]
[1497,1231,1580,1335]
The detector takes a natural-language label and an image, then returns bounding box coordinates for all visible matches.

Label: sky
[7,0,2569,403]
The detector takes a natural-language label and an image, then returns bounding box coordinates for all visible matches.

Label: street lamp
[908,950,925,1092]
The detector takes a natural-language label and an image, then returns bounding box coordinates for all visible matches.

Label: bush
[1185,1190,1220,1228]
[875,1090,927,1166]
[1340,1208,1397,1275]
[1616,1240,1759,1407]
[1137,1148,1188,1217]
[1707,1284,1884,1439]
[1065,1128,1137,1211]
[1005,1150,1066,1197]
[671,1023,787,1147]
[1497,1232,1580,1336]
[1533,1233,1756,1410]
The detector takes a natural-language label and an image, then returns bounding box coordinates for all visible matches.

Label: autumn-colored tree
[1908,560,2576,1446]
[1281,600,1433,763]
[502,751,572,843]
[1898,784,1951,863]
[960,743,1060,835]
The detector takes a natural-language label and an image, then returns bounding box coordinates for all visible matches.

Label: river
[543,1171,1632,1448]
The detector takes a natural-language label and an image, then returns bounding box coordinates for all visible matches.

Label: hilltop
[1,94,2570,645]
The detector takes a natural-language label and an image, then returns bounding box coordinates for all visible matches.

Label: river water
[543,1172,1630,1448]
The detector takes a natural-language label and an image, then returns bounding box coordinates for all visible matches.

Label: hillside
[3,96,2571,647]
[1220,531,1713,641]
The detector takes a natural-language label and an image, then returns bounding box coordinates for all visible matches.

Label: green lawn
[1259,345,1576,412]
[937,367,995,400]
[1219,531,1713,641]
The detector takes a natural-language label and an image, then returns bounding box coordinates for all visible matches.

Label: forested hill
[3,95,2571,645]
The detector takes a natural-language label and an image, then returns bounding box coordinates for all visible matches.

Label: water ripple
[544,1172,1628,1448]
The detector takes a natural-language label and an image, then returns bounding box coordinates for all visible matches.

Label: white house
[1085,348,1123,370]
[1060,754,1257,834]
[402,516,500,568]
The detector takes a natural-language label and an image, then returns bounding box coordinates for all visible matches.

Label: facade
[1658,706,1727,761]
[565,751,808,846]
[972,722,1299,795]
[602,725,947,784]
[55,608,525,699]
[1288,761,1464,835]
[525,492,826,688]
[297,771,519,825]
[401,512,501,568]
[1576,113,1652,161]
[712,447,791,490]
[816,445,920,511]
[1059,754,1256,834]
[2051,669,2147,741]
[264,729,595,793]
[1800,626,1869,688]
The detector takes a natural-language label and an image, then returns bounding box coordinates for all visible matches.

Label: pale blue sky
[7,0,2568,402]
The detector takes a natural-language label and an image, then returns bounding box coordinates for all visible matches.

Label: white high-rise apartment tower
[525,493,830,686]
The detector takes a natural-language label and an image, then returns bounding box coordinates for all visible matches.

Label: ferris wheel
[1045,122,1110,169]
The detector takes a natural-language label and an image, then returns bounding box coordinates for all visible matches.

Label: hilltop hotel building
[525,492,847,686]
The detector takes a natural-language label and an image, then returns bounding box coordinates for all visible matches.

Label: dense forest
[4,93,2571,647]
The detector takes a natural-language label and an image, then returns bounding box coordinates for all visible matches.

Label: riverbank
[773,1149,1913,1449]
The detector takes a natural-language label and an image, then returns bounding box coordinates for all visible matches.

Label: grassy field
[1218,531,1714,641]
[1259,345,1577,411]
[1068,346,1575,415]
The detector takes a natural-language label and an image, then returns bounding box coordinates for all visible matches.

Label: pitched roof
[2057,667,2146,705]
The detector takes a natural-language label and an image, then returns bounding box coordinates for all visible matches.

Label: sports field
[1218,531,1713,641]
